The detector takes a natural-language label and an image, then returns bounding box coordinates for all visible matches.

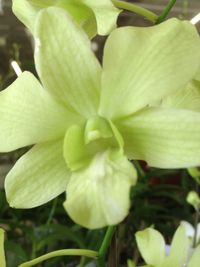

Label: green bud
[188,167,200,185]
[187,191,200,210]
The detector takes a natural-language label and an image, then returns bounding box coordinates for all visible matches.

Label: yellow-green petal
[35,7,101,118]
[187,245,200,267]
[99,18,200,119]
[12,0,97,38]
[0,229,6,267]
[64,150,137,229]
[0,71,81,152]
[117,107,200,168]
[161,80,200,112]
[80,0,121,35]
[5,140,70,208]
[135,228,165,266]
[163,226,189,267]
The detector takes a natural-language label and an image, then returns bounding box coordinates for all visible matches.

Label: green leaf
[0,71,82,152]
[187,245,200,267]
[135,228,165,266]
[64,150,137,229]
[34,7,101,118]
[117,107,200,168]
[161,79,200,112]
[12,0,97,37]
[163,226,189,267]
[0,229,6,267]
[5,140,70,208]
[99,18,200,119]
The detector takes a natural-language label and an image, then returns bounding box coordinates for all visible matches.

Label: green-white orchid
[2,7,200,229]
[135,226,200,267]
[13,0,121,38]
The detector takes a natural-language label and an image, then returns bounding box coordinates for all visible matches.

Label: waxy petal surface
[13,0,119,36]
[12,0,97,37]
[0,72,80,152]
[5,140,69,208]
[163,226,189,267]
[64,150,137,229]
[135,228,165,266]
[35,7,101,118]
[80,0,120,35]
[187,245,200,267]
[117,107,200,168]
[161,80,200,112]
[99,19,200,119]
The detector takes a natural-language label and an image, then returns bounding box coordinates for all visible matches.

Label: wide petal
[99,18,200,119]
[161,80,200,112]
[187,245,200,267]
[80,0,121,35]
[0,72,81,152]
[135,228,165,266]
[12,0,97,38]
[5,140,70,208]
[163,226,189,267]
[64,150,137,229]
[117,107,200,168]
[34,7,101,118]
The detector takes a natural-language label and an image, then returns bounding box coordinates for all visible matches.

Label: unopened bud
[187,191,200,210]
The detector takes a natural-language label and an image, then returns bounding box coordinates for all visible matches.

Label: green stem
[97,226,116,267]
[18,249,98,267]
[46,198,58,226]
[156,0,177,24]
[112,0,158,23]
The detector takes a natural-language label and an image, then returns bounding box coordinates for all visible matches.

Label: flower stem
[112,0,158,23]
[97,226,116,267]
[156,0,177,24]
[18,249,98,267]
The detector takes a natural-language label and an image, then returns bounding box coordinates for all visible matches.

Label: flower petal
[80,0,121,35]
[161,80,200,112]
[0,71,81,152]
[0,229,6,267]
[34,7,101,118]
[13,0,97,38]
[64,150,137,229]
[99,18,200,119]
[135,228,165,266]
[180,221,195,239]
[5,140,70,208]
[187,245,200,267]
[164,226,189,267]
[117,107,200,168]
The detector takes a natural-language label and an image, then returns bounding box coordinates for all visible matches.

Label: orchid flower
[12,0,120,37]
[2,7,200,229]
[135,226,200,267]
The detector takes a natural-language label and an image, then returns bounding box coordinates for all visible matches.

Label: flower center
[63,116,124,171]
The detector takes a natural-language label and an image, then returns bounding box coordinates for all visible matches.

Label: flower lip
[63,116,124,172]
